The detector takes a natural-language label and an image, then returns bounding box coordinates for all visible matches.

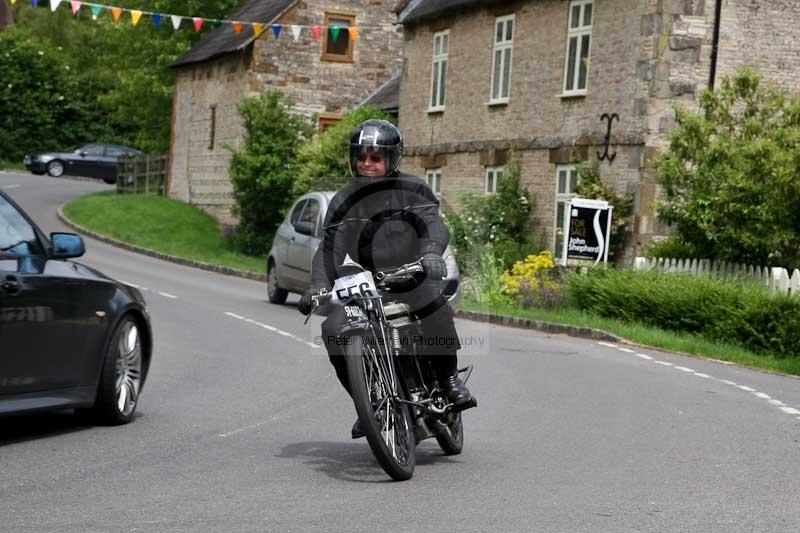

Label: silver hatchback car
[266,191,461,309]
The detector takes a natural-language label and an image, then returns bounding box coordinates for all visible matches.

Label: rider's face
[356,148,387,177]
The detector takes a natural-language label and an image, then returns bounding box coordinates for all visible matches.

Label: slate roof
[362,71,401,112]
[398,0,495,24]
[171,0,297,68]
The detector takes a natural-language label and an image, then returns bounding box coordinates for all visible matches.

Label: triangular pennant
[130,10,142,26]
[252,23,263,37]
[49,0,60,12]
[31,0,38,8]
[170,15,181,30]
[90,4,101,19]
[152,13,161,28]
[192,17,203,32]
[232,21,243,35]
[348,27,358,41]
[291,25,301,41]
[329,27,340,42]
[311,25,321,40]
[69,0,80,15]
[10,0,17,5]
[111,7,122,23]
[272,24,282,39]
[212,19,222,28]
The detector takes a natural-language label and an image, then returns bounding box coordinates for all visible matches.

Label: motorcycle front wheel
[345,334,416,481]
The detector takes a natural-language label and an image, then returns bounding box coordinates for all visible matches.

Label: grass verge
[0,160,25,171]
[462,296,800,377]
[63,191,264,274]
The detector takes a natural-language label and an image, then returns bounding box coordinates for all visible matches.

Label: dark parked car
[266,191,461,309]
[0,190,152,423]
[23,143,141,184]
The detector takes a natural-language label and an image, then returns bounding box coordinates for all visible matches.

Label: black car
[23,143,142,184]
[0,190,152,424]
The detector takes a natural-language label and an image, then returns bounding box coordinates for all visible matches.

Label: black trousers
[320,278,460,395]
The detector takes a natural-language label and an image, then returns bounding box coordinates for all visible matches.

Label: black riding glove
[297,290,314,316]
[421,252,447,280]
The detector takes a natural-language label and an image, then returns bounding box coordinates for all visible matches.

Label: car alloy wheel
[115,320,142,417]
[46,160,64,177]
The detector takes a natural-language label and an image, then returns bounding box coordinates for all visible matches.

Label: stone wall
[169,51,252,225]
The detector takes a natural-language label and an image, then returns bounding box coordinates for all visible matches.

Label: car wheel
[46,160,64,177]
[267,260,288,304]
[93,315,144,425]
[103,177,116,185]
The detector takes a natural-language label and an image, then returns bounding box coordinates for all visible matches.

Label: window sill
[487,99,509,107]
[320,54,355,64]
[427,107,445,114]
[558,91,587,99]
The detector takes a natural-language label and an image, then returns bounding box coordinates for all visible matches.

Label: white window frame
[554,164,579,258]
[485,166,504,194]
[562,0,593,96]
[429,31,449,112]
[426,168,442,196]
[489,15,514,104]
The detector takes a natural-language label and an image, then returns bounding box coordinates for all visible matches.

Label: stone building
[168,0,404,224]
[395,0,800,263]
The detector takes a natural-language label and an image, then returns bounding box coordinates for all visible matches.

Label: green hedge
[566,268,800,358]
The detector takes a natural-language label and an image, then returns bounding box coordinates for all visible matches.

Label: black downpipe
[709,0,723,90]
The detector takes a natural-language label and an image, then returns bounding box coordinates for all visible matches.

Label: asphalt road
[2,171,800,532]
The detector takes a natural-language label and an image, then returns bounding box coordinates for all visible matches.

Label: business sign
[561,198,613,265]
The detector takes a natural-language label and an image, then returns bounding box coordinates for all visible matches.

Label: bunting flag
[24,0,386,44]
[10,0,16,5]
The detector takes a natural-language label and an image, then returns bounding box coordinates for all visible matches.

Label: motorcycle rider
[298,119,474,439]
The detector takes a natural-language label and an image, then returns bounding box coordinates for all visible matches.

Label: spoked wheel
[93,315,143,424]
[435,410,464,455]
[345,335,416,481]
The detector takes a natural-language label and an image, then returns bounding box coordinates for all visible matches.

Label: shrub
[657,68,800,269]
[644,235,696,260]
[444,155,541,274]
[500,251,567,309]
[566,267,800,357]
[460,243,511,307]
[226,91,313,255]
[292,105,393,197]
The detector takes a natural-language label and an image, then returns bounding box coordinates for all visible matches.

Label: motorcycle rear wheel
[345,334,416,481]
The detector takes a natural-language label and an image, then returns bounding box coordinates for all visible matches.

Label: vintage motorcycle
[307,259,476,481]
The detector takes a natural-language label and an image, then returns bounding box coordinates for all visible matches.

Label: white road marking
[157,291,177,299]
[603,342,800,423]
[226,312,319,349]
[2,184,21,189]
[219,415,281,438]
[121,281,140,288]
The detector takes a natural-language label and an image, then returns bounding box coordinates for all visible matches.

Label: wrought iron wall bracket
[597,113,619,164]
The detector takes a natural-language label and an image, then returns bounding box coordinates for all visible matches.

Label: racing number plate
[332,271,378,304]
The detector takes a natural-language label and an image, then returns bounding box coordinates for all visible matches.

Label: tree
[226,91,314,255]
[657,69,800,268]
[292,106,393,196]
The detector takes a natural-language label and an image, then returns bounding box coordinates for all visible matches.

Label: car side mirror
[80,151,88,157]
[293,221,316,237]
[50,233,85,259]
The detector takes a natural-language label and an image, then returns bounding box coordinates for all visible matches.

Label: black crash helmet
[348,119,403,177]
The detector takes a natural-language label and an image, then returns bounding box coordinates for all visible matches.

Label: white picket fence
[633,257,800,296]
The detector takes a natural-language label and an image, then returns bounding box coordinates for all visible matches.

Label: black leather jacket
[311,172,449,291]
